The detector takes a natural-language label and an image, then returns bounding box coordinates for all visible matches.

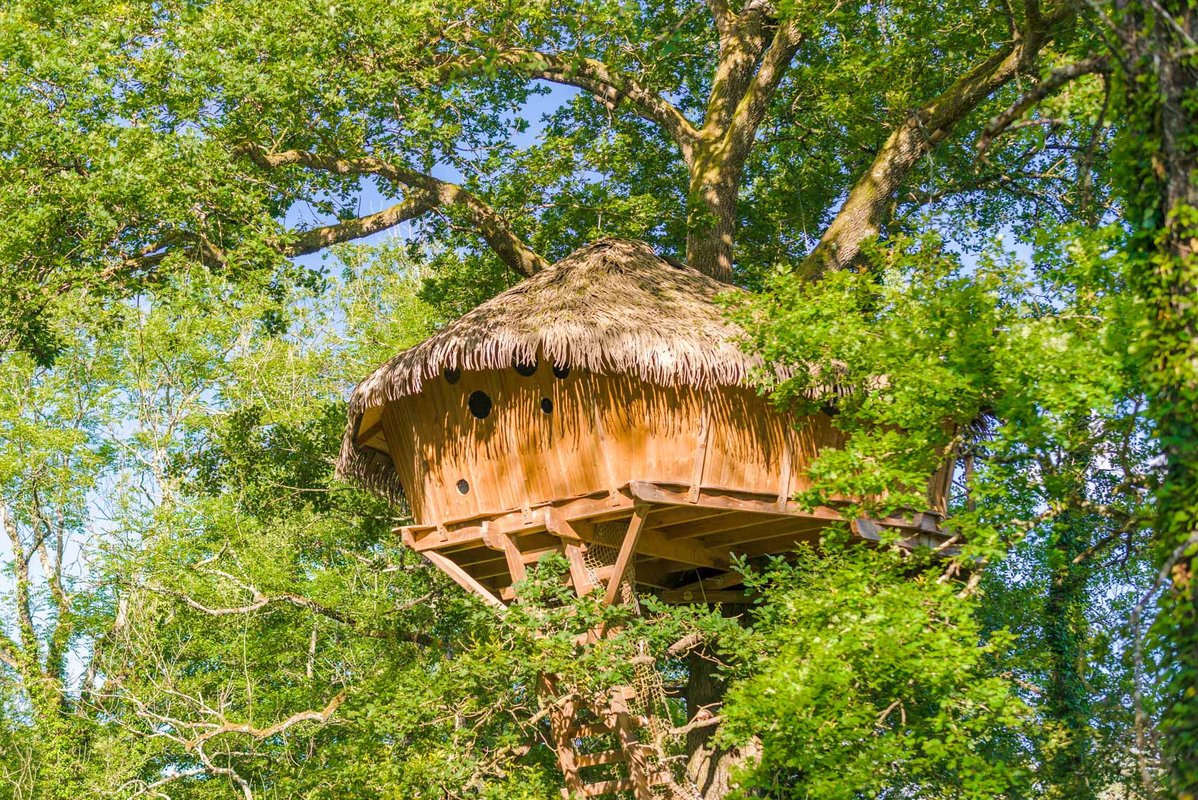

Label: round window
[468,390,492,419]
[513,359,538,377]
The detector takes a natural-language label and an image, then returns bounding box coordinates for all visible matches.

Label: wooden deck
[399,480,948,608]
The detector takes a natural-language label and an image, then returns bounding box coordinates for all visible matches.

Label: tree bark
[1116,1,1198,793]
[686,149,742,284]
[799,8,1070,279]
[1043,511,1095,800]
[684,601,760,799]
[244,146,550,277]
[685,647,737,798]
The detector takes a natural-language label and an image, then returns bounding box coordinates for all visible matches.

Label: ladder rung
[573,749,624,768]
[580,779,634,797]
[610,685,637,701]
[520,546,560,564]
[569,723,613,738]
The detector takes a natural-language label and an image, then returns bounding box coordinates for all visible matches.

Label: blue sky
[288,83,582,274]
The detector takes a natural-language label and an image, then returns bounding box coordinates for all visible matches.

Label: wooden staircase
[544,682,675,799]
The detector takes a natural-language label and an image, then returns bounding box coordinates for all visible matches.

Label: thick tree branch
[493,50,699,158]
[1,501,38,666]
[123,767,211,800]
[703,8,769,135]
[282,196,435,256]
[704,0,736,38]
[799,7,1073,279]
[685,13,804,279]
[976,54,1111,155]
[721,19,804,171]
[144,581,435,648]
[184,692,346,751]
[30,495,72,684]
[107,232,225,280]
[245,146,548,277]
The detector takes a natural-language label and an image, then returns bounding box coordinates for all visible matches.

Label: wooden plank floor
[400,480,949,606]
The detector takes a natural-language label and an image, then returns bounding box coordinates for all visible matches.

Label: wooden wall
[372,362,859,526]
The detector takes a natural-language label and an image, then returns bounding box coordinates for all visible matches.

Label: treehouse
[337,238,951,610]
[337,238,953,799]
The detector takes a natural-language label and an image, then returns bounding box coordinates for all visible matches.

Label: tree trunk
[1116,1,1198,793]
[684,603,759,799]
[685,648,739,798]
[685,152,739,283]
[1043,512,1094,800]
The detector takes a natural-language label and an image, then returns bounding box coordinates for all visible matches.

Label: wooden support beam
[421,550,506,609]
[603,506,648,607]
[777,432,795,505]
[677,569,747,594]
[660,589,751,604]
[687,412,710,503]
[629,482,948,543]
[400,489,635,553]
[609,687,654,799]
[658,569,748,603]
[702,517,824,550]
[521,544,565,565]
[658,509,790,541]
[634,529,729,570]
[573,749,624,768]
[580,779,636,797]
[567,521,727,571]
[497,532,526,587]
[645,505,733,529]
[568,722,615,738]
[354,418,386,449]
[564,541,597,596]
[450,546,506,567]
[730,530,833,559]
[632,559,686,588]
[629,481,829,518]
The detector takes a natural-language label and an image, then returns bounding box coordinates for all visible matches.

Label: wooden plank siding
[372,364,954,608]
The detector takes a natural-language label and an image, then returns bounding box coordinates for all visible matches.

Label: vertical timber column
[540,675,587,798]
[535,507,676,800]
[610,685,654,797]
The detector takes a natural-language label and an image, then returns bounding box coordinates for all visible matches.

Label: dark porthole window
[468,390,492,419]
[456,479,470,495]
[540,397,553,414]
[552,363,570,379]
[513,359,538,377]
[444,367,461,385]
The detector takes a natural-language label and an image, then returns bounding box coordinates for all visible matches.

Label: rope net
[579,520,695,798]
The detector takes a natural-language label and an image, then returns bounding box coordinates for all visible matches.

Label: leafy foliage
[0,0,1187,798]
[722,546,1034,800]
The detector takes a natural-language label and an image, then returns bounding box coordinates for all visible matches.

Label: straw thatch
[337,238,766,500]
[350,238,761,412]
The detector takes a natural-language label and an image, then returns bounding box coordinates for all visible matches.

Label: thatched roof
[337,238,766,501]
[349,238,761,414]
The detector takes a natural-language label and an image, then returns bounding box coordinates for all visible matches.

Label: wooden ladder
[546,683,672,799]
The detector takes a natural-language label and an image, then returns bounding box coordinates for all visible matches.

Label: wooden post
[421,550,505,609]
[540,675,587,798]
[610,686,655,799]
[497,532,527,588]
[603,506,648,607]
[687,412,710,503]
